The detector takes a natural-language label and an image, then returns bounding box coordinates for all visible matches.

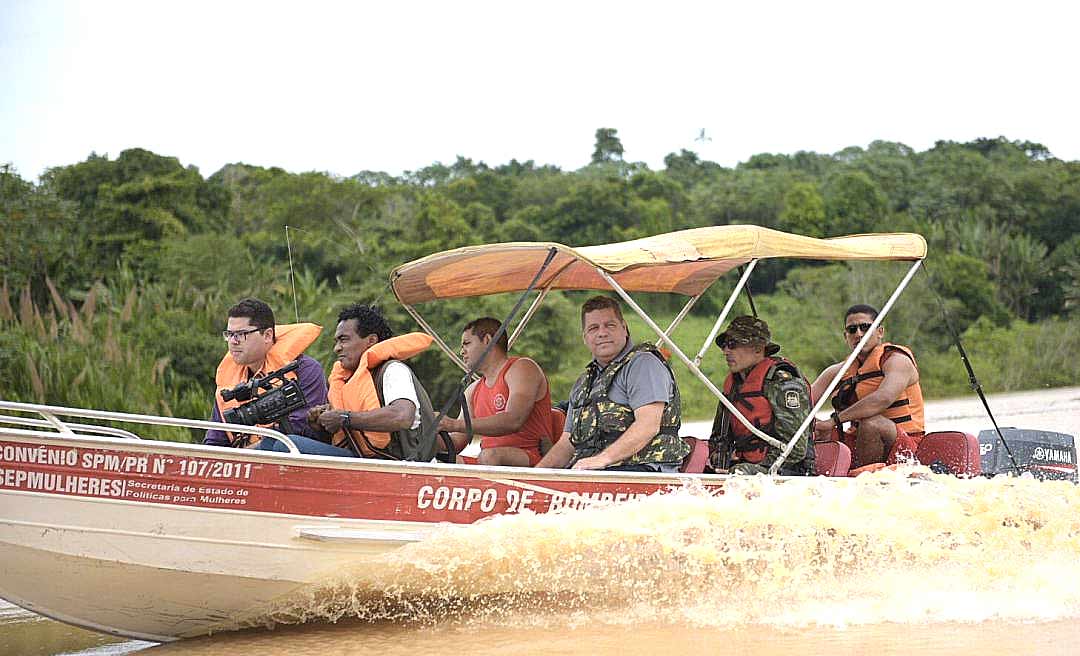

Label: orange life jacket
[834,342,925,436]
[214,323,322,446]
[722,356,800,464]
[327,332,432,457]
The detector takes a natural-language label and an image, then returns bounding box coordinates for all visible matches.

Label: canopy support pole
[596,268,785,451]
[422,247,561,454]
[508,285,553,350]
[694,260,758,366]
[665,293,703,337]
[401,302,469,372]
[402,257,573,371]
[506,257,577,348]
[769,259,924,474]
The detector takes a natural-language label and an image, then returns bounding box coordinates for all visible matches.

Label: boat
[0,225,1066,642]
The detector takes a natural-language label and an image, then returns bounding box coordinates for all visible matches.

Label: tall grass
[0,280,210,442]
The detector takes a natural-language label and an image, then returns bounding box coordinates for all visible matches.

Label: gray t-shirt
[564,342,673,434]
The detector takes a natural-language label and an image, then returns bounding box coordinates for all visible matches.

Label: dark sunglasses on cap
[718,338,754,349]
[844,322,874,335]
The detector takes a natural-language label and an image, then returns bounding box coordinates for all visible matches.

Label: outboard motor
[978,428,1078,482]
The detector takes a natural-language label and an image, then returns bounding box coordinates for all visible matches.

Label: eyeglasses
[844,322,874,335]
[222,328,264,342]
[719,339,748,350]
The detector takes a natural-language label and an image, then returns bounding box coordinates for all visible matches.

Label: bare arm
[320,399,417,434]
[439,359,544,436]
[810,362,844,404]
[572,402,664,470]
[835,355,918,423]
[536,432,574,468]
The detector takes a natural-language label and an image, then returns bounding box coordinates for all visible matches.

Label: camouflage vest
[568,343,689,466]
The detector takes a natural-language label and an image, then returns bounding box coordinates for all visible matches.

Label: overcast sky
[2,0,1078,181]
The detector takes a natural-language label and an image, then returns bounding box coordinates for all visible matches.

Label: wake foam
[243,468,1080,630]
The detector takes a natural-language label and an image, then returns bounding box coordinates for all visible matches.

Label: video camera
[220,360,307,432]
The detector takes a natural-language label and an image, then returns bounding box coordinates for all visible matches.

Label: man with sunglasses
[707,315,815,476]
[204,298,328,449]
[811,304,925,471]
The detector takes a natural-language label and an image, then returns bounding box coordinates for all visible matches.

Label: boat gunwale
[0,424,729,485]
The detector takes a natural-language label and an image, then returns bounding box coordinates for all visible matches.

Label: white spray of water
[245,466,1080,631]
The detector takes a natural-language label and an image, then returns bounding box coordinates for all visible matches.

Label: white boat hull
[0,430,706,640]
[0,489,430,640]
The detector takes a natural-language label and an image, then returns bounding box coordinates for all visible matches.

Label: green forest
[2,130,1079,440]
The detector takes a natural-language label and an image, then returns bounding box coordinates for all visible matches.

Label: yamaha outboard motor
[978,428,1078,482]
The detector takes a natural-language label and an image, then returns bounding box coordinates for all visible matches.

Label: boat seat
[814,441,852,477]
[680,437,709,474]
[916,431,981,476]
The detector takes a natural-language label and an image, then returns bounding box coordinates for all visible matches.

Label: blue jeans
[256,434,356,458]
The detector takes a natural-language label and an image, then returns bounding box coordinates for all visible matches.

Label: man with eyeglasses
[707,315,815,476]
[204,298,328,449]
[811,304,925,471]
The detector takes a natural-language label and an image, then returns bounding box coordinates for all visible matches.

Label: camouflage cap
[715,315,781,356]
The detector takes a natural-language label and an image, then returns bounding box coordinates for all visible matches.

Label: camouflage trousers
[730,462,771,475]
[730,461,815,476]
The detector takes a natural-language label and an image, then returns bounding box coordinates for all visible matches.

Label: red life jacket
[722,356,800,464]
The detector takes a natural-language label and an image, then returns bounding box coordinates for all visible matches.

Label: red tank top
[471,357,552,451]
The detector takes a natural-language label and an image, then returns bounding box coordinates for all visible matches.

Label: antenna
[285,225,300,323]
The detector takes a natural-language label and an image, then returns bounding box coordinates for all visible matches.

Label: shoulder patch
[784,390,801,409]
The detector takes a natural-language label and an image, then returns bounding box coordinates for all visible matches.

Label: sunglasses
[844,322,874,335]
[719,339,752,350]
